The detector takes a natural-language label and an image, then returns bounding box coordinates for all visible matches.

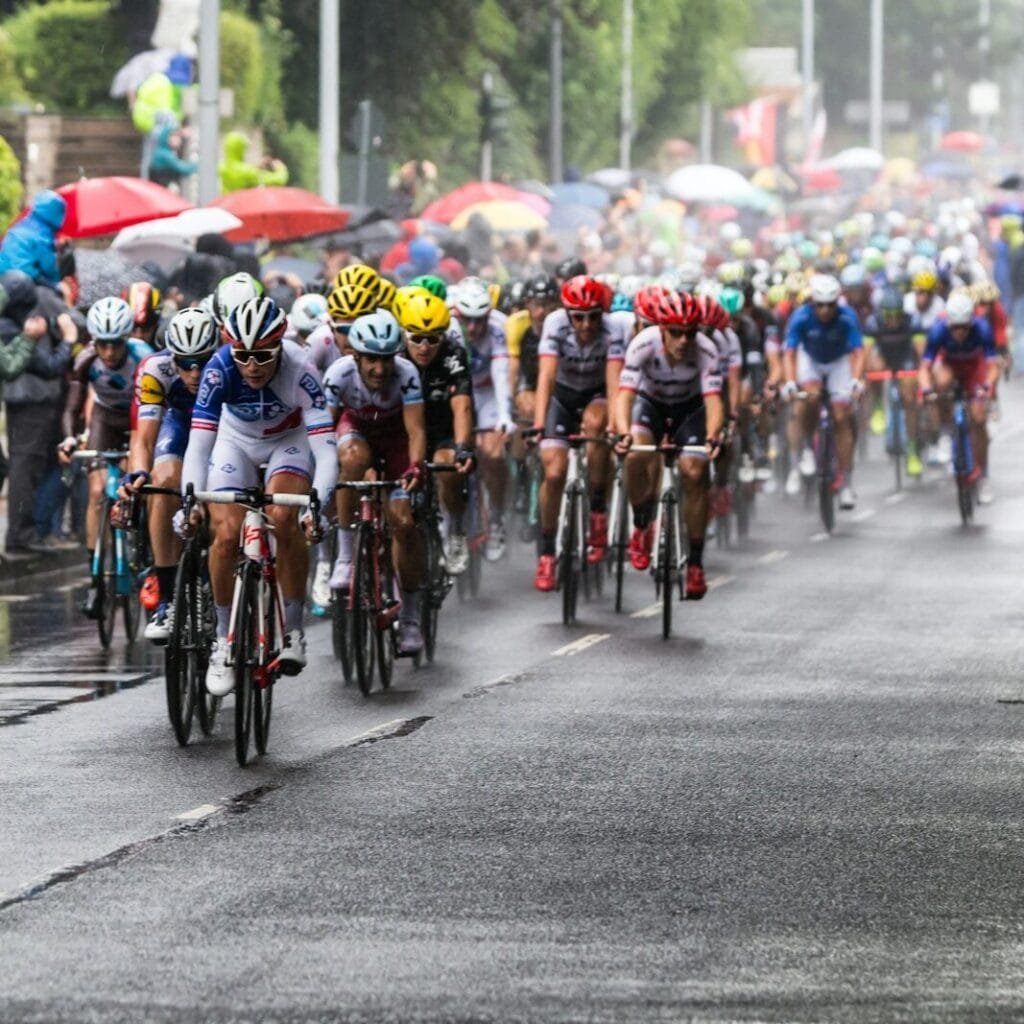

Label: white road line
[0,672,149,684]
[175,804,220,823]
[757,550,790,566]
[552,633,610,657]
[0,594,31,603]
[630,602,660,619]
[809,532,830,543]
[850,508,877,523]
[707,574,735,592]
[884,492,908,505]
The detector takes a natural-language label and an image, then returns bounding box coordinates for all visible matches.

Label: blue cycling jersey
[784,303,863,364]
[923,318,995,364]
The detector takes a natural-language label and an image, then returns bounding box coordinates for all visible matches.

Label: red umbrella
[55,176,192,238]
[209,186,351,242]
[797,164,844,191]
[940,130,985,153]
[420,182,549,224]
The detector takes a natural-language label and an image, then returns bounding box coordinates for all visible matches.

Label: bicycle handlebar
[424,462,459,473]
[191,490,313,508]
[334,480,404,492]
[70,449,127,461]
[628,443,709,456]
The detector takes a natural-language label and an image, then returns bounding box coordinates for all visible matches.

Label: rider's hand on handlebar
[780,380,798,401]
[116,470,150,501]
[850,378,866,400]
[56,435,79,466]
[523,426,543,449]
[400,462,423,493]
[172,506,203,540]
[454,444,476,474]
[300,510,327,543]
[613,432,633,456]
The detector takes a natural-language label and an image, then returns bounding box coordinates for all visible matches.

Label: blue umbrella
[548,204,604,230]
[550,182,610,209]
[920,160,974,181]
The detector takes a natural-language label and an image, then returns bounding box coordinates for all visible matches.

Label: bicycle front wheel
[165,543,200,746]
[660,498,675,640]
[818,430,836,534]
[233,562,259,767]
[96,512,117,648]
[350,524,377,696]
[122,529,143,644]
[253,580,276,757]
[560,489,580,626]
[331,590,353,684]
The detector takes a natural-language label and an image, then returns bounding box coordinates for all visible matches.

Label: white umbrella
[109,49,173,99]
[665,164,757,204]
[822,147,885,172]
[112,207,243,246]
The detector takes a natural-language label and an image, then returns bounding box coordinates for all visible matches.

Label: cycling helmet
[123,281,161,327]
[289,293,329,336]
[487,281,502,309]
[498,279,525,314]
[327,281,379,322]
[86,297,134,341]
[348,310,404,356]
[556,257,587,282]
[719,287,743,316]
[396,290,451,334]
[861,246,885,272]
[912,268,938,292]
[610,292,633,314]
[719,221,742,243]
[706,298,731,332]
[214,272,264,324]
[877,287,903,316]
[731,238,754,260]
[165,307,218,358]
[408,274,447,300]
[653,290,697,328]
[974,280,1000,304]
[376,277,397,313]
[523,274,559,302]
[334,262,380,292]
[453,276,493,318]
[224,296,287,351]
[809,274,842,304]
[945,289,975,326]
[633,285,671,326]
[915,239,939,259]
[561,275,606,312]
[840,263,867,288]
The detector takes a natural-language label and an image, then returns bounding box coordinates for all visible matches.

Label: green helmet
[719,287,743,315]
[409,274,447,300]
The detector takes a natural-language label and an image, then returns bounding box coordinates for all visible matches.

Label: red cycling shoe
[534,554,557,592]
[628,524,654,571]
[684,563,707,600]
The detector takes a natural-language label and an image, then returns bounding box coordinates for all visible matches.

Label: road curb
[0,547,85,591]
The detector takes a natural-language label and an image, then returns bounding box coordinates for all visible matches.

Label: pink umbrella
[940,131,986,153]
[420,182,549,224]
[210,186,351,242]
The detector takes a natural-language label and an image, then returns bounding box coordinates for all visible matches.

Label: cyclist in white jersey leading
[450,276,514,561]
[180,296,337,696]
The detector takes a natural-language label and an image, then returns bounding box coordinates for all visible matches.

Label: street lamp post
[319,0,340,204]
[869,0,884,153]
[197,0,220,204]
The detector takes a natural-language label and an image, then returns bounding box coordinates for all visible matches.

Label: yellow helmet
[766,284,786,307]
[334,262,380,293]
[396,289,451,333]
[393,285,433,324]
[487,282,501,310]
[912,269,938,292]
[376,277,397,313]
[327,282,379,322]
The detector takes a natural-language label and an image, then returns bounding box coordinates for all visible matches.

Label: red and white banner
[727,96,778,166]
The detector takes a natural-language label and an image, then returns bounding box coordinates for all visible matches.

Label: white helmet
[165,307,218,358]
[809,274,841,305]
[214,272,264,325]
[945,289,975,326]
[453,276,492,318]
[223,296,287,351]
[719,221,742,243]
[289,293,329,336]
[86,297,134,341]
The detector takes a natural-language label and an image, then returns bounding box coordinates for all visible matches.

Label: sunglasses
[665,326,696,340]
[95,338,126,349]
[408,333,445,347]
[814,301,837,309]
[568,310,602,323]
[173,355,210,372]
[231,346,280,367]
[331,322,352,336]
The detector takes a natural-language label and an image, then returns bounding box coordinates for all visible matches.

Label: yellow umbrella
[883,157,917,186]
[450,199,548,232]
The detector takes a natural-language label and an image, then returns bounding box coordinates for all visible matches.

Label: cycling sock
[590,489,606,513]
[632,500,655,529]
[284,599,303,633]
[336,526,353,562]
[215,604,230,637]
[155,565,176,602]
[689,539,705,568]
[541,530,556,556]
[399,589,420,625]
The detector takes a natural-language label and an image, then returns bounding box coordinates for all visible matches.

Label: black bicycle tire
[560,489,579,626]
[819,424,836,533]
[165,543,198,746]
[331,592,354,683]
[194,552,219,736]
[351,524,376,696]
[612,483,628,614]
[377,555,395,690]
[233,562,257,767]
[660,496,675,640]
[122,528,142,644]
[253,579,276,756]
[96,512,117,648]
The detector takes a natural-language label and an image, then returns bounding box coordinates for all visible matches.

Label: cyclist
[119,307,220,641]
[782,273,864,509]
[398,289,475,574]
[212,272,264,327]
[919,289,998,505]
[123,280,164,347]
[324,279,380,359]
[906,267,945,333]
[60,297,155,616]
[450,276,513,561]
[531,274,625,592]
[323,309,428,654]
[180,297,337,695]
[863,287,923,477]
[613,290,724,597]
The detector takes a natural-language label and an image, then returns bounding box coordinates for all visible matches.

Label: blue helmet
[610,292,633,313]
[348,310,403,356]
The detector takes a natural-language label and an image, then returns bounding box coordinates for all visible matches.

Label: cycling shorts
[541,386,605,449]
[153,408,190,465]
[206,428,313,492]
[935,354,988,396]
[338,412,411,496]
[86,405,130,460]
[796,350,855,403]
[473,385,499,432]
[876,339,917,374]
[630,393,707,454]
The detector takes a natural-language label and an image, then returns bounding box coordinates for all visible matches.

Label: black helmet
[524,274,559,302]
[556,257,586,282]
[498,279,525,314]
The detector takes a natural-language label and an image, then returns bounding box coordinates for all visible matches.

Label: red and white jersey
[618,326,722,404]
[538,309,627,394]
[322,353,423,430]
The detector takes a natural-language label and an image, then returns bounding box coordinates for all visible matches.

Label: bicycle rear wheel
[96,513,117,648]
[233,563,258,767]
[122,528,143,644]
[195,571,219,736]
[331,590,353,684]
[560,489,580,626]
[611,478,628,614]
[253,581,277,756]
[351,524,377,696]
[660,498,675,640]
[165,543,200,746]
[817,430,836,534]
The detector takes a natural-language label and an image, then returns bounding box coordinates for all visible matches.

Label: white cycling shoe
[205,639,233,697]
[279,630,306,676]
[329,557,353,590]
[484,523,506,562]
[311,560,331,608]
[977,478,995,505]
[798,448,816,477]
[444,533,469,575]
[838,485,856,511]
[785,467,802,497]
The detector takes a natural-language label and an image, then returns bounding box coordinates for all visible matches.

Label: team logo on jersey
[198,368,223,406]
[400,376,420,396]
[444,354,462,375]
[138,374,164,405]
[221,462,236,473]
[299,372,326,410]
[284,446,300,455]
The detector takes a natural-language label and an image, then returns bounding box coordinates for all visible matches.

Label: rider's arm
[180,358,228,494]
[452,394,473,448]
[60,348,92,439]
[782,308,803,384]
[403,401,427,466]
[128,418,160,477]
[704,393,725,442]
[533,355,557,432]
[490,347,514,430]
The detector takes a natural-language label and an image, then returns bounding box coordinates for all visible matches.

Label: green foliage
[0,132,22,225]
[0,28,25,107]
[4,0,126,113]
[266,120,318,191]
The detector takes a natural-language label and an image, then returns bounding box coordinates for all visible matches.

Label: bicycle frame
[555,437,589,564]
[75,450,132,595]
[337,480,402,627]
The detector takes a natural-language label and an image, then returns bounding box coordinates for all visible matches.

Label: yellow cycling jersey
[505,308,531,359]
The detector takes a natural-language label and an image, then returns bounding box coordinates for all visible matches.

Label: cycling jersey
[618,326,721,404]
[538,309,626,397]
[863,316,917,372]
[414,339,473,449]
[506,309,540,391]
[922,318,996,365]
[785,303,863,363]
[289,326,337,375]
[907,294,945,333]
[183,344,337,503]
[453,310,511,430]
[71,338,153,414]
[134,350,199,423]
[323,353,423,432]
[709,326,743,374]
[746,305,781,356]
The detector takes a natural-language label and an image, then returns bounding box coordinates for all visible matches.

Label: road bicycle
[607,452,630,614]
[950,382,976,526]
[796,377,838,534]
[867,366,918,491]
[630,442,708,639]
[417,462,458,664]
[73,448,146,648]
[192,486,316,767]
[556,434,606,626]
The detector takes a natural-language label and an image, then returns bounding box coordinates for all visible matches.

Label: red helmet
[561,275,606,312]
[122,281,160,327]
[634,285,672,325]
[705,297,730,331]
[653,290,699,328]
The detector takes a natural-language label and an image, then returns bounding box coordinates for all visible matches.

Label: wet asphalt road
[3,387,1024,1022]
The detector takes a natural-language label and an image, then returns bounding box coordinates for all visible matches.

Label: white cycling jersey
[538,308,627,395]
[322,354,423,429]
[618,326,722,404]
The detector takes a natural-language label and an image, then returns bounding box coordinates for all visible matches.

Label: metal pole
[979,0,991,136]
[619,0,633,170]
[700,100,712,164]
[869,0,883,152]
[319,0,340,204]
[801,0,814,160]
[356,99,370,205]
[549,0,563,183]
[197,0,220,204]
[480,71,494,183]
